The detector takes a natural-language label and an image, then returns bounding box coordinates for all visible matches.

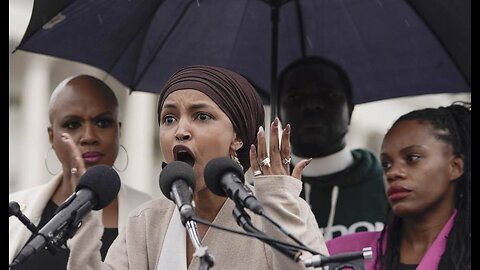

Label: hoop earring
[114,144,129,172]
[44,146,61,175]
[230,152,243,171]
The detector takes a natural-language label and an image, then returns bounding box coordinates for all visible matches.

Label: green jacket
[300,149,389,240]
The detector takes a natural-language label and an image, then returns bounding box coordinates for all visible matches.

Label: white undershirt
[291,146,354,177]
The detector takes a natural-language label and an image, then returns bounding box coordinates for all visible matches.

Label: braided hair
[375,101,471,270]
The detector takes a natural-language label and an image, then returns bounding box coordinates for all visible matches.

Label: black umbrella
[14,0,470,120]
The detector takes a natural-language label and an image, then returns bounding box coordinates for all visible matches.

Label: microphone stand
[185,220,214,270]
[231,202,372,269]
[10,201,39,235]
[231,203,302,262]
[10,198,87,267]
[190,212,372,270]
[302,247,373,269]
[10,218,79,267]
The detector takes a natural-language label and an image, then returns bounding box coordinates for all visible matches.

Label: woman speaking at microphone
[66,65,328,269]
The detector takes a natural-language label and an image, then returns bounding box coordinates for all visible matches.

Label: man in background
[278,56,388,240]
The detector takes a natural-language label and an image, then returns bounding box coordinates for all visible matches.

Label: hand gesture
[60,132,87,192]
[249,117,311,180]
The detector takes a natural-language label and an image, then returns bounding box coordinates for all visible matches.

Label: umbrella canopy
[15,0,470,119]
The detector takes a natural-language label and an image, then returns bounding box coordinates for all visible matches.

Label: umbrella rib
[404,0,471,85]
[226,0,250,68]
[103,0,165,91]
[132,1,196,89]
[294,0,306,57]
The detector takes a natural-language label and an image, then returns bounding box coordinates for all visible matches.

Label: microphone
[159,161,196,225]
[205,157,312,263]
[204,157,264,215]
[159,162,215,268]
[9,201,19,217]
[303,247,373,268]
[9,201,39,234]
[11,165,121,267]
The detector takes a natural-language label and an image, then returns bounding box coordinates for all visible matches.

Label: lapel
[9,174,63,263]
[416,210,457,270]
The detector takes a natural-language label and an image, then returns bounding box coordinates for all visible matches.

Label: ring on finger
[253,170,262,177]
[282,157,292,165]
[259,157,270,166]
[71,167,78,175]
[259,157,270,170]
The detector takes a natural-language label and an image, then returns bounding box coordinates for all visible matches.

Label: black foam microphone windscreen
[204,157,245,197]
[76,164,121,210]
[159,161,196,200]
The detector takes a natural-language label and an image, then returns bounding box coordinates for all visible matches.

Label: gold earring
[230,153,243,171]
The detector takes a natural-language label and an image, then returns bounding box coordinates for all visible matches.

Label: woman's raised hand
[60,132,87,192]
[249,117,311,180]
